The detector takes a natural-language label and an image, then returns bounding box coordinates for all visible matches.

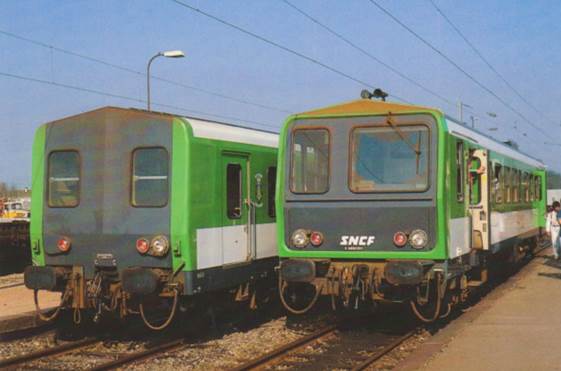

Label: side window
[513,170,520,203]
[469,155,481,205]
[131,147,169,207]
[267,166,276,218]
[522,172,529,202]
[536,176,542,201]
[456,141,464,202]
[48,150,80,207]
[504,167,511,203]
[226,164,242,219]
[493,163,503,204]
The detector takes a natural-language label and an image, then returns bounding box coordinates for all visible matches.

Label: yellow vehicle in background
[1,200,30,219]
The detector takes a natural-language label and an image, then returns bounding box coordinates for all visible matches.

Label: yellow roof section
[298,99,435,117]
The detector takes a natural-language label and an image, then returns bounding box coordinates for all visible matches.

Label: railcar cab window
[48,150,80,207]
[350,125,429,192]
[131,147,169,207]
[290,129,329,194]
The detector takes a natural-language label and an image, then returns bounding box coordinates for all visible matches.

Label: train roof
[296,99,545,169]
[43,106,279,149]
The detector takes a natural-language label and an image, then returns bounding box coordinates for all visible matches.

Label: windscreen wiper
[386,114,422,174]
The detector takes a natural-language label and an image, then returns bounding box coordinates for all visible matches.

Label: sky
[1,0,561,187]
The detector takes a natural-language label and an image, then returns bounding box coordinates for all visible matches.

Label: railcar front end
[25,107,279,329]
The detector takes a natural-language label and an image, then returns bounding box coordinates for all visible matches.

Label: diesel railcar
[24,107,278,329]
[276,97,546,321]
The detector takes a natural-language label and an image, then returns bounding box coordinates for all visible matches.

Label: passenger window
[226,164,242,219]
[267,167,276,218]
[536,176,542,201]
[513,170,520,203]
[522,172,529,202]
[48,150,80,207]
[493,163,502,204]
[131,147,169,207]
[504,167,511,203]
[456,141,464,202]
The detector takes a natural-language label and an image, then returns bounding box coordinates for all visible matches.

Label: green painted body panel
[170,118,191,271]
[30,125,46,266]
[173,117,277,272]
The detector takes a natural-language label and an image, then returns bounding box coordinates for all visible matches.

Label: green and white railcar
[24,107,278,328]
[276,98,546,320]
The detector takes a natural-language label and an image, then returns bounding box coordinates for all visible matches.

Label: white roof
[183,117,278,148]
[445,118,544,169]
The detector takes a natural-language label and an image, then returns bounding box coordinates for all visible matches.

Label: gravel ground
[0,330,57,360]
[0,273,23,288]
[130,314,332,371]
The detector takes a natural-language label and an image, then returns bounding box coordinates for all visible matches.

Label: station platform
[0,283,60,333]
[399,249,561,371]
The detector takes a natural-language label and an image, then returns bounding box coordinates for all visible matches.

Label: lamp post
[146,50,185,110]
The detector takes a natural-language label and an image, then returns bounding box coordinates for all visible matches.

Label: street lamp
[146,50,185,110]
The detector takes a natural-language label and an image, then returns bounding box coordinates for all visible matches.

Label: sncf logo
[340,235,376,247]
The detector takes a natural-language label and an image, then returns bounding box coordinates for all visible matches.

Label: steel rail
[88,338,188,371]
[0,337,100,368]
[229,324,338,371]
[351,330,416,371]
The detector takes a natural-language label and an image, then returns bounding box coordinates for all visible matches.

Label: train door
[222,153,251,265]
[469,149,490,250]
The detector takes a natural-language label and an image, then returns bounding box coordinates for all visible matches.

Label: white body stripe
[490,209,537,244]
[184,117,278,148]
[196,223,277,269]
[448,210,538,258]
[445,119,544,168]
[448,217,471,258]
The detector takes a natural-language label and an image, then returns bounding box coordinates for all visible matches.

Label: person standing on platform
[546,201,561,259]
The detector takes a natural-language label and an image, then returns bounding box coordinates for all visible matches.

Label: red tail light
[310,231,324,246]
[393,232,408,247]
[136,238,150,254]
[57,238,71,252]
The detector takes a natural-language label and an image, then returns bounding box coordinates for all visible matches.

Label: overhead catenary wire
[367,0,550,139]
[280,0,455,109]
[169,0,412,104]
[427,0,557,127]
[0,71,277,130]
[0,29,290,114]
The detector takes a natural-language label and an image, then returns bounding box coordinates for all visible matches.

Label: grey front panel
[285,201,436,252]
[284,114,438,253]
[43,109,172,278]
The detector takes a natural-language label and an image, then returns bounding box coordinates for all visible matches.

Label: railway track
[231,322,417,371]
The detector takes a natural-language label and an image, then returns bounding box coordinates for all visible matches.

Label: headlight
[291,229,309,248]
[409,229,428,249]
[150,235,169,256]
